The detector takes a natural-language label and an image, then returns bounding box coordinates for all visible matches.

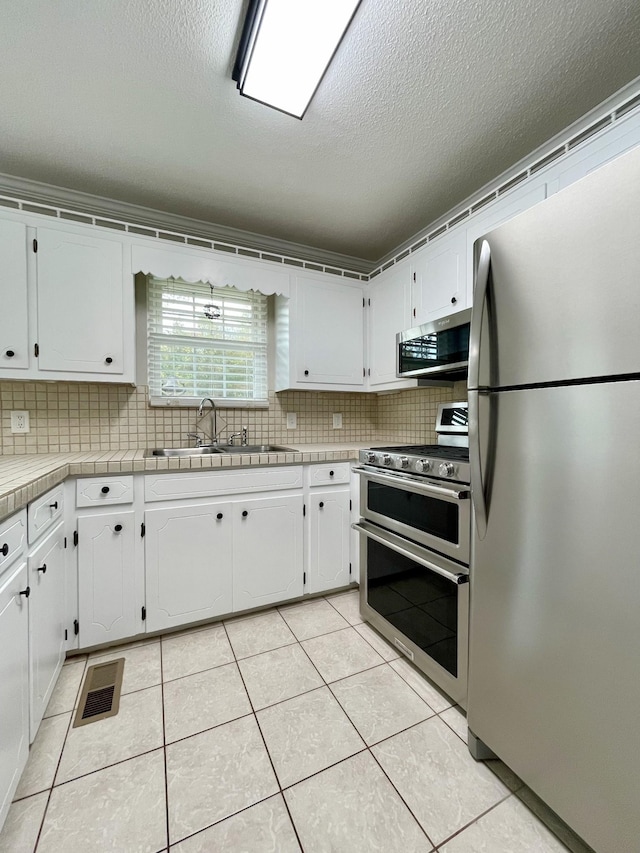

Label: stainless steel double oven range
[353,403,470,707]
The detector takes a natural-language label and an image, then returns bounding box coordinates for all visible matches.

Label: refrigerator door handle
[469,389,488,539]
[468,239,491,392]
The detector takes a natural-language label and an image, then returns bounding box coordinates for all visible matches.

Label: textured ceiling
[1,0,640,262]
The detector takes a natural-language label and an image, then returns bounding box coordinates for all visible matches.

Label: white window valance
[132,243,291,297]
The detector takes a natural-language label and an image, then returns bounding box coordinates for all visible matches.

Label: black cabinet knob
[105,357,113,364]
[49,501,58,510]
[19,586,30,598]
[216,513,223,520]
[451,296,457,304]
[242,510,248,517]
[37,563,47,574]
[329,470,334,476]
[319,501,324,508]
[304,369,309,376]
[5,349,15,358]
[101,486,110,494]
[1,543,8,557]
[114,524,123,532]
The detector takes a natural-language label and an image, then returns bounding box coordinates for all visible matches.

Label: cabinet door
[295,276,364,385]
[36,228,125,376]
[307,489,351,594]
[233,494,303,611]
[0,218,29,372]
[28,523,66,739]
[0,561,29,829]
[411,229,467,325]
[367,263,415,387]
[144,502,233,632]
[77,511,139,648]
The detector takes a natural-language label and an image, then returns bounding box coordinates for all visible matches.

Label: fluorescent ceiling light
[233,0,361,119]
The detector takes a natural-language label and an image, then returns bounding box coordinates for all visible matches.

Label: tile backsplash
[0,381,466,455]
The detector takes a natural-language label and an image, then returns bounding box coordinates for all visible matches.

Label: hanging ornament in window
[203,284,221,320]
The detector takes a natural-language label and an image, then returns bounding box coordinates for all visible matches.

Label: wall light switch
[11,411,30,433]
[286,412,297,429]
[332,413,343,429]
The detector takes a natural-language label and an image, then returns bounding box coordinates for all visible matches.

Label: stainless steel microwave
[396,308,471,380]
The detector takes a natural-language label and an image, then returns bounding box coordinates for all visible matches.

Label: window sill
[148,396,269,409]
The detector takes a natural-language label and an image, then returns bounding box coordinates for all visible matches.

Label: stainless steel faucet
[197,398,217,445]
[228,426,248,446]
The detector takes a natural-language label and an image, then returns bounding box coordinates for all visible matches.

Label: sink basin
[144,446,225,457]
[220,444,296,454]
[144,444,295,457]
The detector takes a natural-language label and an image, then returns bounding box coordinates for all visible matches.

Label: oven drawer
[354,520,468,708]
[355,465,470,564]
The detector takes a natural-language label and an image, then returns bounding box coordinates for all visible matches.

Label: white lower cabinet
[233,494,304,610]
[77,511,141,648]
[28,523,66,739]
[306,489,351,594]
[144,501,233,632]
[0,561,29,829]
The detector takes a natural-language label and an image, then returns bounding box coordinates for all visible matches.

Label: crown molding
[0,172,372,275]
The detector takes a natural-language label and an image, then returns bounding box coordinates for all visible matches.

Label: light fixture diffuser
[233,0,361,119]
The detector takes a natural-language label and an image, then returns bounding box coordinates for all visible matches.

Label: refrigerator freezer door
[467,380,640,853]
[470,144,640,390]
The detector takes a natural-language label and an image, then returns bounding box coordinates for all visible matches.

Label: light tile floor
[1,589,595,853]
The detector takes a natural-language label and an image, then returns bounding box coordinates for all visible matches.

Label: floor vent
[73,658,125,728]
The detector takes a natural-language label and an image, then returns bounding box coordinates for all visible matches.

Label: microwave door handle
[468,389,488,539]
[468,239,491,392]
[352,521,469,585]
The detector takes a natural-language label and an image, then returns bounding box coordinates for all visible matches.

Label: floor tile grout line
[220,621,308,853]
[31,656,88,852]
[432,789,516,849]
[389,658,454,713]
[159,630,171,851]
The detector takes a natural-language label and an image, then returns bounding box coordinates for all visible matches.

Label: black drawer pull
[319,501,324,508]
[451,296,457,304]
[37,563,47,574]
[216,512,223,520]
[1,543,8,557]
[114,524,123,532]
[304,369,309,376]
[101,486,110,494]
[6,349,15,358]
[105,356,113,364]
[19,586,30,598]
[242,510,248,517]
[49,501,58,510]
[329,470,334,476]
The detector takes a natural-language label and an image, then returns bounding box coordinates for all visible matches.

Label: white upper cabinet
[366,260,417,390]
[0,214,135,383]
[0,220,29,372]
[36,229,127,377]
[410,228,467,326]
[276,273,365,390]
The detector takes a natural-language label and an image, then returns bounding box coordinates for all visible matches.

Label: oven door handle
[351,466,469,501]
[352,521,469,585]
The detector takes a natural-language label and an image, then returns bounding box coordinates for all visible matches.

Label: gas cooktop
[372,445,470,460]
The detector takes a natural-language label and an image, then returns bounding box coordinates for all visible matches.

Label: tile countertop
[0,443,379,523]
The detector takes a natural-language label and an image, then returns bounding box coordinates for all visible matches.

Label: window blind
[147,277,268,403]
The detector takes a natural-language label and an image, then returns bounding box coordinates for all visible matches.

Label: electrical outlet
[11,411,30,434]
[286,412,297,429]
[332,413,343,429]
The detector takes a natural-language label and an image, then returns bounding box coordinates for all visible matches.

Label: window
[147,276,268,405]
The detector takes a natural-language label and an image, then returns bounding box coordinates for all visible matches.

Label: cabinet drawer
[145,466,304,502]
[308,462,350,487]
[76,476,134,508]
[0,509,27,576]
[28,484,65,545]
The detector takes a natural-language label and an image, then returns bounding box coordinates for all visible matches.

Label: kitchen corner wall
[0,380,466,455]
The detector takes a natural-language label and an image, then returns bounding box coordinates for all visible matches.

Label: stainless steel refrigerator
[467,144,640,853]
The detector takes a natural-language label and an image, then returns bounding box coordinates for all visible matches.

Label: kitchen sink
[220,444,296,454]
[144,446,225,457]
[144,444,296,457]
